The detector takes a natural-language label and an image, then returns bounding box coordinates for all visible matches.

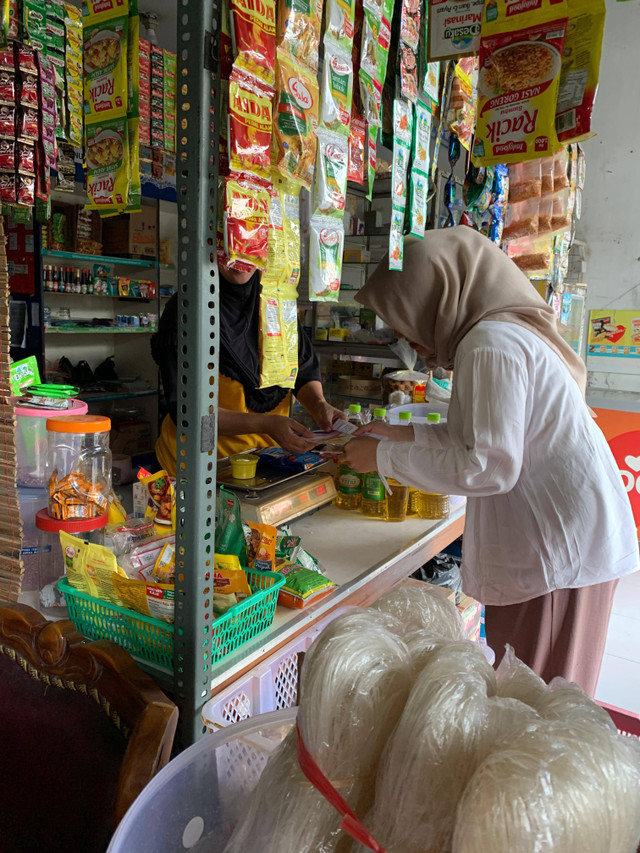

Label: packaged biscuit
[473,0,568,166]
[228,73,273,181]
[230,0,276,88]
[314,130,348,217]
[320,37,353,136]
[245,521,277,571]
[272,48,319,190]
[555,0,605,144]
[277,0,323,73]
[325,0,355,55]
[309,214,344,301]
[428,0,483,62]
[224,175,270,270]
[60,530,125,604]
[83,14,129,121]
[111,573,175,623]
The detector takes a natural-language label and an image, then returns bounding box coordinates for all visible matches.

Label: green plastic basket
[58,568,285,676]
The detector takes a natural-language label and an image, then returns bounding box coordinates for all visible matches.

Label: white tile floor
[596,570,640,713]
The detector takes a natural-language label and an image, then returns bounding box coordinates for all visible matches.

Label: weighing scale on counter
[216,451,337,527]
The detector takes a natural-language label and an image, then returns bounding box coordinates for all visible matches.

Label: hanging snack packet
[400,44,418,103]
[85,116,130,212]
[229,0,276,88]
[245,521,277,571]
[555,0,605,144]
[228,72,273,181]
[366,124,377,201]
[215,486,247,561]
[391,135,410,210]
[428,0,483,62]
[320,38,353,136]
[394,97,413,149]
[263,180,286,282]
[423,60,440,108]
[359,66,382,127]
[83,0,129,23]
[325,0,356,55]
[277,0,323,73]
[273,559,335,608]
[279,291,299,387]
[447,56,477,151]
[272,48,319,190]
[259,285,286,388]
[83,14,129,121]
[488,163,508,244]
[360,7,379,82]
[224,175,270,270]
[347,110,365,184]
[409,168,427,237]
[314,130,348,217]
[473,0,568,166]
[377,0,393,84]
[400,0,420,52]
[280,177,301,287]
[389,205,405,271]
[111,574,175,623]
[309,215,344,301]
[413,99,432,175]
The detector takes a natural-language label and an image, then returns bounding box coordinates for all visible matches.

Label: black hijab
[154,271,321,420]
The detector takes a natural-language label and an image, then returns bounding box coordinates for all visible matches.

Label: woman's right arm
[218,409,316,453]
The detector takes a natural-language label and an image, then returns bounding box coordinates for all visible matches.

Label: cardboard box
[101,208,158,258]
[337,376,382,398]
[110,419,153,456]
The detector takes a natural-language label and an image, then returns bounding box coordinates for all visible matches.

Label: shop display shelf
[82,389,158,402]
[314,341,397,358]
[43,250,157,269]
[44,326,155,335]
[45,291,154,301]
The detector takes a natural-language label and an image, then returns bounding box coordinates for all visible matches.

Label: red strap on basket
[295,722,388,853]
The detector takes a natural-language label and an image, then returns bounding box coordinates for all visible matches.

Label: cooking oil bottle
[335,404,364,511]
[414,412,450,519]
[361,409,388,519]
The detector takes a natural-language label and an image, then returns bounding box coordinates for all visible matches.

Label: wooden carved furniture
[0,603,178,853]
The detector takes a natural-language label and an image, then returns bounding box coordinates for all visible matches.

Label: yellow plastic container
[230,454,259,480]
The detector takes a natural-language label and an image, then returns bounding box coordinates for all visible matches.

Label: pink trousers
[484,579,619,697]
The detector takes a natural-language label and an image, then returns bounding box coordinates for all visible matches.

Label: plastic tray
[59,568,285,675]
[599,702,640,739]
[108,708,297,853]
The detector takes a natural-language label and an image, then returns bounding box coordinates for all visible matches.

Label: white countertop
[208,499,466,693]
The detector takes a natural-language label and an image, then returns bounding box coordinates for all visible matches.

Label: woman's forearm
[218,408,268,436]
[295,380,326,415]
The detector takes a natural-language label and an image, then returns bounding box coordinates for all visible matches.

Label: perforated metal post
[174,0,221,747]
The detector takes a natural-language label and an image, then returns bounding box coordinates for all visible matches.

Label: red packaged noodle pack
[228,73,273,181]
[230,0,276,88]
[224,175,271,270]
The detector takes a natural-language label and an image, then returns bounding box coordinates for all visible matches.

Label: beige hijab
[356,228,587,396]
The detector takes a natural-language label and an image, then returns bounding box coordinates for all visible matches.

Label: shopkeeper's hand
[262,415,317,453]
[342,437,380,474]
[311,400,347,432]
[355,422,415,442]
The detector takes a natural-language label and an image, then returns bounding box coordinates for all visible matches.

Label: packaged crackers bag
[472,0,568,167]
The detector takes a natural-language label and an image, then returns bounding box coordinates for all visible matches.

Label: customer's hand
[312,400,347,432]
[262,415,317,453]
[355,422,415,442]
[342,437,380,473]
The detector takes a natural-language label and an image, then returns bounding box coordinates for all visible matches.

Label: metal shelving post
[174,0,221,747]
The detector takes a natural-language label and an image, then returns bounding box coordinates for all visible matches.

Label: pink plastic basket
[598,701,640,739]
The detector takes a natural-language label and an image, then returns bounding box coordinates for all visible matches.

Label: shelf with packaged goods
[44,290,156,301]
[313,341,398,359]
[81,389,158,402]
[44,327,155,335]
[43,250,158,269]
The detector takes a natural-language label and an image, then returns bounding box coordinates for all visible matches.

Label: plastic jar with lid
[46,415,112,520]
[35,510,108,616]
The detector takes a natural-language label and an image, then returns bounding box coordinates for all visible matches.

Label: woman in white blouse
[344,227,638,695]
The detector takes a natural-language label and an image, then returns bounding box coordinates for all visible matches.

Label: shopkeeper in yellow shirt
[152,263,344,476]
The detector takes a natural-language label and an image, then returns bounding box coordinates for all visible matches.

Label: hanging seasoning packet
[263,178,286,282]
[409,168,427,237]
[280,177,301,288]
[400,0,420,52]
[277,0,323,73]
[228,72,273,181]
[224,175,271,270]
[314,130,349,217]
[366,123,377,201]
[259,283,286,389]
[389,205,405,271]
[413,99,432,176]
[272,47,319,190]
[83,14,129,121]
[347,109,365,184]
[325,0,356,55]
[85,115,130,212]
[400,44,418,103]
[309,215,344,301]
[473,0,568,166]
[229,0,276,88]
[279,283,299,387]
[446,57,477,151]
[320,37,353,135]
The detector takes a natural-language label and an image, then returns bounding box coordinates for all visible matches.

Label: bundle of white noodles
[495,644,548,706]
[535,677,618,730]
[405,634,497,691]
[371,584,463,639]
[223,610,413,853]
[452,720,640,853]
[359,654,492,853]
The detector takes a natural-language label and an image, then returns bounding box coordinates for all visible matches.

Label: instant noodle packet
[229,0,276,88]
[272,47,319,190]
[309,214,344,301]
[111,573,175,623]
[359,67,381,127]
[83,0,129,24]
[245,521,277,571]
[83,13,128,121]
[213,554,252,596]
[228,72,273,181]
[320,36,353,136]
[325,0,355,55]
[224,175,270,270]
[85,115,130,212]
[60,530,125,605]
[472,0,568,166]
[314,129,348,217]
[277,0,323,73]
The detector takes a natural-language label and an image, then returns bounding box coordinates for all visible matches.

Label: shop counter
[208,499,466,697]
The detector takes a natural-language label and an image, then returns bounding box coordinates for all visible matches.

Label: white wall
[577,0,640,392]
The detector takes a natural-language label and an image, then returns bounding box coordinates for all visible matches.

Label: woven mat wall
[0,216,23,601]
